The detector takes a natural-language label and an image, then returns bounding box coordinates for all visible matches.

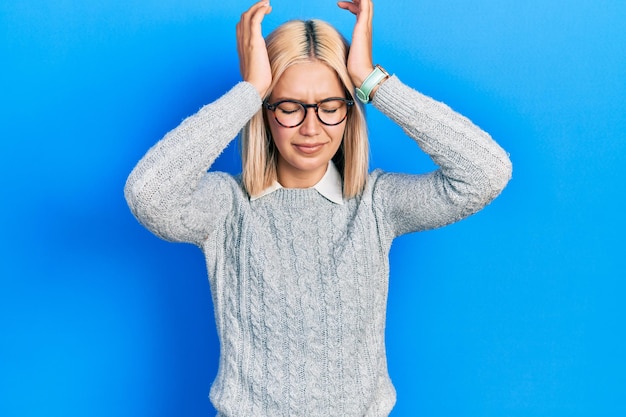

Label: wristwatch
[355,65,389,104]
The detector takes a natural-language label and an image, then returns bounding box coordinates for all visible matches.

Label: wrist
[355,65,389,104]
[246,78,271,99]
[351,66,375,88]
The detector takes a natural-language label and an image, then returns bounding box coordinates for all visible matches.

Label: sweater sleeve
[370,76,512,238]
[124,82,262,245]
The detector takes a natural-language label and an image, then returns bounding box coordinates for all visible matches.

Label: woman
[125,1,512,416]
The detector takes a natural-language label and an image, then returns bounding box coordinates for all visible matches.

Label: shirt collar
[250,161,344,205]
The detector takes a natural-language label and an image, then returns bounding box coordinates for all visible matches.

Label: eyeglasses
[264,97,354,128]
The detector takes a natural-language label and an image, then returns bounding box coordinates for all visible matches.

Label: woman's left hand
[337,0,375,87]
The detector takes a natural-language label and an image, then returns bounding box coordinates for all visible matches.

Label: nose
[298,106,321,135]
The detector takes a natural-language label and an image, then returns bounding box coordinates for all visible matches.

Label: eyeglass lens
[272,99,350,127]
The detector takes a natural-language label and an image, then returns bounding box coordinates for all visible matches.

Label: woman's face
[266,61,347,189]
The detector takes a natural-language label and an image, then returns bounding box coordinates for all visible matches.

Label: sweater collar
[250,161,344,205]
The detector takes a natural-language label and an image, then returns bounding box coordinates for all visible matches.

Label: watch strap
[355,65,389,104]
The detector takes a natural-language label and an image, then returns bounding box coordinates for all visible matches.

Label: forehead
[271,61,344,100]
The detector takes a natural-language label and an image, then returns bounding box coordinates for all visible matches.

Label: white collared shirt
[250,161,344,205]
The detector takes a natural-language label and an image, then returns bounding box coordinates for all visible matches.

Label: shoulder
[364,168,429,215]
[365,168,397,198]
[354,169,399,212]
[194,171,249,207]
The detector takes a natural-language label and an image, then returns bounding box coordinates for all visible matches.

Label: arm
[125,1,272,245]
[338,0,511,236]
[124,83,261,244]
[371,75,512,237]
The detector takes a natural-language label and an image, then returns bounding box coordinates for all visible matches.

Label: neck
[277,162,328,189]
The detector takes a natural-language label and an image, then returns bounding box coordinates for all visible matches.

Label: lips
[293,142,325,154]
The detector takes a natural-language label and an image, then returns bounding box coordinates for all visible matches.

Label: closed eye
[278,108,300,115]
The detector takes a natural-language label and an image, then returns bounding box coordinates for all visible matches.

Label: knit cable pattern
[125,77,512,417]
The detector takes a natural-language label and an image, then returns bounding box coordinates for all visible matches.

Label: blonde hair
[241,19,369,199]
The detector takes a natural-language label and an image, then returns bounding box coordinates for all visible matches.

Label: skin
[267,61,348,188]
[237,0,377,188]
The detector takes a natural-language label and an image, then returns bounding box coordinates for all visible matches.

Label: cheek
[329,125,347,148]
[267,118,291,151]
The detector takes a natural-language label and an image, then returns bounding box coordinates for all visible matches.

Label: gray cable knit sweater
[125,76,512,417]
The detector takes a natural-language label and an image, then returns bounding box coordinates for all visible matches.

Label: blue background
[2,1,625,416]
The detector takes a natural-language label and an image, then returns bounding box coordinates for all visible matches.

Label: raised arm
[339,0,511,237]
[124,83,261,244]
[125,1,272,244]
[371,76,512,237]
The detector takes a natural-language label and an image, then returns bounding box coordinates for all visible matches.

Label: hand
[337,0,375,87]
[236,1,273,97]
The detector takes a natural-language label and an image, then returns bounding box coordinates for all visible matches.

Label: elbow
[124,172,141,218]
[124,169,154,227]
[483,151,513,203]
[123,177,171,241]
[495,152,513,194]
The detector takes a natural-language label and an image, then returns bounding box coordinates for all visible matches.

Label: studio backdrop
[1,1,625,416]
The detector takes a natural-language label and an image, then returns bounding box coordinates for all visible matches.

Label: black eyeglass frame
[263,97,354,128]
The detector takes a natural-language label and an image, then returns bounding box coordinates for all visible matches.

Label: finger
[337,0,371,15]
[239,1,271,46]
[250,1,272,25]
[238,1,271,38]
[237,2,271,58]
[241,0,272,26]
[337,1,359,15]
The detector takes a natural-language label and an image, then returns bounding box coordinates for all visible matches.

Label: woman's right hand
[236,1,273,97]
